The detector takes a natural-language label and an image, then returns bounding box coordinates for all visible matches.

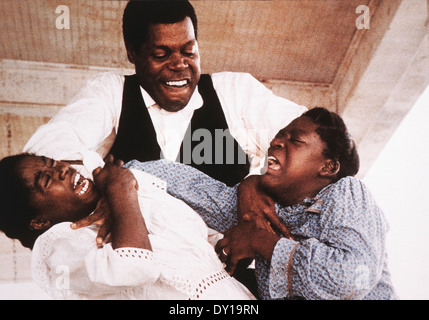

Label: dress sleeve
[124,159,239,233]
[23,72,124,174]
[268,178,389,300]
[211,72,307,175]
[31,222,160,299]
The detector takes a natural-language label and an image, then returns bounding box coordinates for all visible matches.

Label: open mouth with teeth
[267,155,281,171]
[164,79,189,87]
[73,173,90,196]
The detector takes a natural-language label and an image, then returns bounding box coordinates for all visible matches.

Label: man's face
[129,17,201,112]
[17,155,100,226]
[260,116,328,197]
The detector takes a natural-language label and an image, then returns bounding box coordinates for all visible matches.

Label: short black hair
[0,154,41,249]
[123,0,198,52]
[303,107,360,180]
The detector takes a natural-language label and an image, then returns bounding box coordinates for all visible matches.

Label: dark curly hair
[303,107,360,180]
[0,154,42,249]
[123,0,198,52]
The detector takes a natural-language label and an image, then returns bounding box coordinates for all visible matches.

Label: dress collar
[304,183,333,214]
[276,183,333,215]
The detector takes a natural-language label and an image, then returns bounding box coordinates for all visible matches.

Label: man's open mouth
[164,79,189,87]
[73,173,89,196]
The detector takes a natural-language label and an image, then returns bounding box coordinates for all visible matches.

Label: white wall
[363,85,429,300]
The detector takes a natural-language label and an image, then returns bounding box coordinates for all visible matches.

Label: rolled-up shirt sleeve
[23,72,124,174]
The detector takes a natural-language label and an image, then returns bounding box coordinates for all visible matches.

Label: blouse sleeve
[31,222,160,299]
[124,159,239,233]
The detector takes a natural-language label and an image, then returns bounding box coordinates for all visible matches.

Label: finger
[96,222,110,247]
[242,210,257,221]
[243,211,276,235]
[92,166,103,177]
[70,214,101,229]
[261,219,276,235]
[114,158,124,167]
[242,210,267,221]
[105,154,114,162]
[218,246,231,263]
[215,238,229,255]
[218,249,228,263]
[226,255,239,275]
[263,210,293,239]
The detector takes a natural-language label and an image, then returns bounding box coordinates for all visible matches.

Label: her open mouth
[73,173,89,196]
[267,156,281,171]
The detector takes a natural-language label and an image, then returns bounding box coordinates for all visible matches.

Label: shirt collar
[139,85,204,112]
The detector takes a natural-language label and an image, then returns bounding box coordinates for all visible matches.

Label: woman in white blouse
[0,154,254,300]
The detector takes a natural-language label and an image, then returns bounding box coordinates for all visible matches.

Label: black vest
[109,74,249,186]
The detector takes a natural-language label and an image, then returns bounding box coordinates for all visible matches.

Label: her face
[16,155,100,226]
[260,116,329,197]
[130,16,201,112]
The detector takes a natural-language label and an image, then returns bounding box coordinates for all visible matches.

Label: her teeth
[74,173,80,189]
[78,180,89,196]
[267,156,277,164]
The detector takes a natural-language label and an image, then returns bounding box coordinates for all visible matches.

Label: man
[24,0,305,186]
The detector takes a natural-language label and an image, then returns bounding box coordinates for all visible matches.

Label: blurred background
[0,0,428,299]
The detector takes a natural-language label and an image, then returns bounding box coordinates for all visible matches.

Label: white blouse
[31,169,255,300]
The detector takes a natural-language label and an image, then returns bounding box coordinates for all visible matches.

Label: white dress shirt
[31,169,255,300]
[24,71,306,177]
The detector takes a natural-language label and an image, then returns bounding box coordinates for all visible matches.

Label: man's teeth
[165,80,188,87]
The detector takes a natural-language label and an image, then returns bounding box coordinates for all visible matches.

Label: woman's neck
[268,181,331,208]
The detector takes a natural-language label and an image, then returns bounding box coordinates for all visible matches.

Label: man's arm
[23,73,123,175]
